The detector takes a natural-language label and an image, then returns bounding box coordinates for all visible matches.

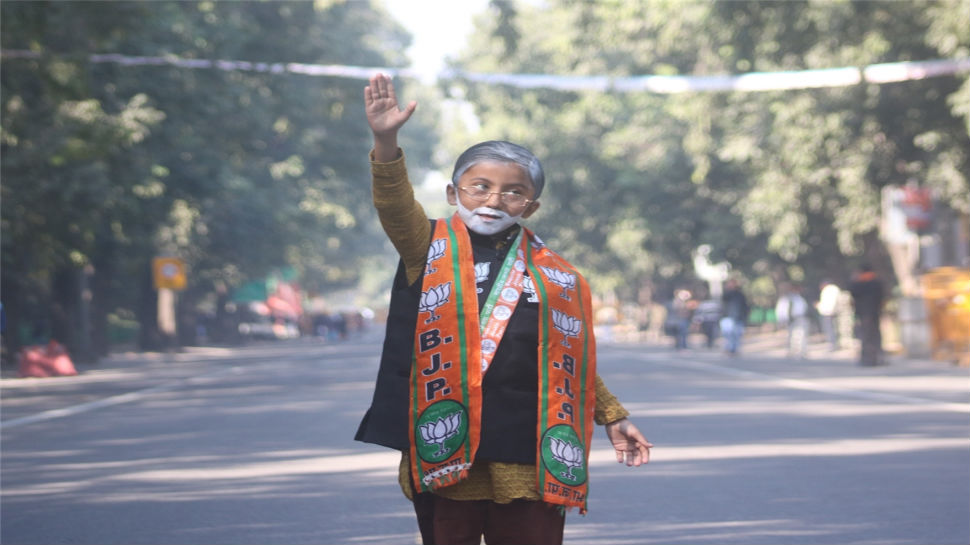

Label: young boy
[355,73,652,545]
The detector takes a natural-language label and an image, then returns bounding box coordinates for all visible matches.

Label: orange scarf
[409,214,596,512]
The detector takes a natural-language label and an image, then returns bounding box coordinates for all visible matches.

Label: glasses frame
[455,185,534,209]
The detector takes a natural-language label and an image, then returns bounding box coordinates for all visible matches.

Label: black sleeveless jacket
[354,223,541,464]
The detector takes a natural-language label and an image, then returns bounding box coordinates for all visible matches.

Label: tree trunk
[136,258,163,351]
[90,250,115,360]
[50,266,78,352]
[1,260,26,367]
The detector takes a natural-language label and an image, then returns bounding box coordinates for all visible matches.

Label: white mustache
[470,206,512,220]
[456,200,522,235]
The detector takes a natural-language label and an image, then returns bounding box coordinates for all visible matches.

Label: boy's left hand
[605,418,653,467]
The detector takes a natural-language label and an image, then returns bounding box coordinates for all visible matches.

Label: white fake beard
[455,199,523,235]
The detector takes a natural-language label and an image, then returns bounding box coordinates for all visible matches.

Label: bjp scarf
[409,214,597,512]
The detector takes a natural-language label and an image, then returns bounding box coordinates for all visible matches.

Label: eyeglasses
[456,185,533,209]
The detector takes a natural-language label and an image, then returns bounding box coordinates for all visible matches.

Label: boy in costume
[355,73,652,545]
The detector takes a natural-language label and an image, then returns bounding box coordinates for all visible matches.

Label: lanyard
[477,229,527,373]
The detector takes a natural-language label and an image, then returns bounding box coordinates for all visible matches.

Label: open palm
[364,73,416,136]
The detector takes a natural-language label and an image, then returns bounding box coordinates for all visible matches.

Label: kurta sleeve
[370,149,432,285]
[594,374,630,425]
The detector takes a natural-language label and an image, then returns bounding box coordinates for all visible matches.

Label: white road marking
[0,366,242,430]
[1,349,344,431]
[625,350,970,413]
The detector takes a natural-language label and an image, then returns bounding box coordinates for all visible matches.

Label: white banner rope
[3,50,968,93]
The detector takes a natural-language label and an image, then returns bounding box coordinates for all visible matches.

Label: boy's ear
[521,200,540,219]
[446,184,458,205]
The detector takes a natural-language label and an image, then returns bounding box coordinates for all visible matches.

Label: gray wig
[451,141,545,199]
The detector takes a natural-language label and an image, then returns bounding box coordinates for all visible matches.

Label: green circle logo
[415,400,468,463]
[541,425,587,485]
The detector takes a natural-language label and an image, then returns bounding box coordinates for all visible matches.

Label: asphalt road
[2,330,968,545]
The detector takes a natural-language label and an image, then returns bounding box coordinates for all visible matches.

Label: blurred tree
[1,1,436,361]
[2,1,169,359]
[450,0,968,306]
[453,1,764,300]
[702,0,969,292]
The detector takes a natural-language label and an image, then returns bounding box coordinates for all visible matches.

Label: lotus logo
[523,275,539,303]
[419,411,462,458]
[551,309,581,348]
[548,436,585,481]
[541,425,587,485]
[419,282,452,324]
[474,262,490,293]
[539,266,575,300]
[426,239,447,275]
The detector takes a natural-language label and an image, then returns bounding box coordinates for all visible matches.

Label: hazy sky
[382,0,488,81]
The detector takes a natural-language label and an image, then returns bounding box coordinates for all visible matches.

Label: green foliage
[2,0,967,359]
[452,0,969,301]
[1,1,436,356]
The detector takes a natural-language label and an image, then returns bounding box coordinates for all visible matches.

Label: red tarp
[18,341,78,378]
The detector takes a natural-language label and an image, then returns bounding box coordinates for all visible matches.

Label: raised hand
[364,73,417,138]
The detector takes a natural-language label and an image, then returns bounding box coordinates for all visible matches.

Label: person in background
[693,292,722,349]
[720,279,749,356]
[774,283,791,333]
[645,300,668,344]
[849,264,886,366]
[354,73,652,545]
[671,289,695,350]
[776,283,809,359]
[786,284,810,358]
[816,280,841,352]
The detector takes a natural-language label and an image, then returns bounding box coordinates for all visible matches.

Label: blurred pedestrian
[849,264,886,366]
[645,300,667,344]
[720,279,749,356]
[354,73,652,545]
[777,284,809,358]
[816,280,841,351]
[775,283,791,331]
[694,295,721,349]
[671,289,695,350]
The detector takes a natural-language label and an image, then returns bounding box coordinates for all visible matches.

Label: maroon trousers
[413,493,565,545]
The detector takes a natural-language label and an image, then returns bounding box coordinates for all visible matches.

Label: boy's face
[446,161,541,235]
